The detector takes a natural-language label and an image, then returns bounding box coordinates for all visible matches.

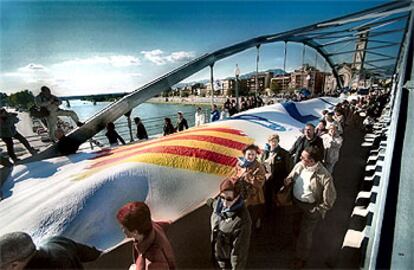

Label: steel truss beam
[322,33,403,48]
[307,15,409,43]
[350,13,409,31]
[327,43,402,57]
[367,51,397,59]
[333,57,397,67]
[365,62,394,70]
[368,39,402,45]
[314,28,406,40]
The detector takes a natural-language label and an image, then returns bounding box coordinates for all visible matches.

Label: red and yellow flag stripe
[71,126,254,180]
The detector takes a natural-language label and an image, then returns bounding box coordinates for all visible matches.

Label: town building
[288,64,326,94]
[270,74,291,94]
[246,71,274,95]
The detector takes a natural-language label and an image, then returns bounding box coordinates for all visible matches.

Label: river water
[64,100,210,142]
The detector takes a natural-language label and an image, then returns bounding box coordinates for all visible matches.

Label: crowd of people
[0,89,391,269]
[0,89,317,163]
[206,90,390,269]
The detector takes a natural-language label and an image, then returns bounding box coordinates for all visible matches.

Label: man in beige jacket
[285,146,336,269]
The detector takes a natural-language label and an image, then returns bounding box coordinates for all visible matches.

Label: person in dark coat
[261,134,293,214]
[207,178,251,270]
[134,117,148,140]
[175,111,188,132]
[229,101,238,116]
[210,104,220,122]
[105,122,126,147]
[0,108,37,162]
[163,118,176,136]
[0,232,102,269]
[55,128,80,155]
[289,123,324,165]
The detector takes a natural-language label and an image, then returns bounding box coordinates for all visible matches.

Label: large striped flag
[72,126,254,181]
[0,97,339,249]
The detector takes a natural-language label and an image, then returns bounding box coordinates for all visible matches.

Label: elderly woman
[236,144,267,230]
[261,134,292,214]
[321,124,343,173]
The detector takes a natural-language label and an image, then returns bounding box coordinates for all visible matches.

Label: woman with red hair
[116,202,176,270]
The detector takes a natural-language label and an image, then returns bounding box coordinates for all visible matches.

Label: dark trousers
[291,198,322,260]
[1,132,34,160]
[248,204,264,228]
[264,177,284,215]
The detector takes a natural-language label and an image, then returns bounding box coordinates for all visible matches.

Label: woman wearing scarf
[207,178,251,269]
[235,144,266,230]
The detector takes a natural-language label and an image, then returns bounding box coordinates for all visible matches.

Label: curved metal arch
[25,1,412,162]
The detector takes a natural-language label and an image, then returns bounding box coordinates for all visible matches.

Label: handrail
[1,110,207,153]
[363,5,414,270]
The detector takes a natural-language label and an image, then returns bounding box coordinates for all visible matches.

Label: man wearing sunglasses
[207,178,252,269]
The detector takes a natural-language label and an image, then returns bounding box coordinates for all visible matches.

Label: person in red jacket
[117,202,176,270]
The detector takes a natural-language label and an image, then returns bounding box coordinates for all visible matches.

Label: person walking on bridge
[236,144,267,230]
[0,232,102,269]
[325,112,343,135]
[0,108,37,163]
[285,146,336,269]
[117,202,176,270]
[321,124,343,173]
[35,86,82,141]
[105,122,126,147]
[55,128,81,155]
[207,178,251,270]
[261,134,292,215]
[210,104,220,122]
[289,123,324,165]
[134,117,148,140]
[175,111,188,132]
[163,118,176,136]
[194,107,205,127]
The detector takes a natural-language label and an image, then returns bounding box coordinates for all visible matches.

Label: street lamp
[235,64,240,111]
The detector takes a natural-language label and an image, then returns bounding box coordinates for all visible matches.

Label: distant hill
[237,68,287,80]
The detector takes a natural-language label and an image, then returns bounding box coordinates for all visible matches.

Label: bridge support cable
[255,45,260,97]
[282,41,287,92]
[302,44,306,71]
[210,64,215,105]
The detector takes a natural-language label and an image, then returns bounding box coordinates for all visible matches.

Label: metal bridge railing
[0,110,210,158]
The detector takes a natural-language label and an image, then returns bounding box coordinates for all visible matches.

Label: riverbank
[147,96,225,106]
[147,96,278,106]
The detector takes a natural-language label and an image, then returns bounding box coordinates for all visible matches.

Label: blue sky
[0,0,389,96]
